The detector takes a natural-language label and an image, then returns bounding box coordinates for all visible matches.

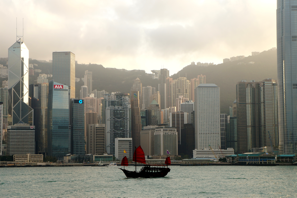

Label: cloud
[0,0,276,74]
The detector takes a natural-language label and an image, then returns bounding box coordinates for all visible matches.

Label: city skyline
[0,1,276,74]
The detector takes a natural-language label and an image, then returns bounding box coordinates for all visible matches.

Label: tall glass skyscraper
[48,81,70,159]
[70,99,85,155]
[8,38,33,125]
[32,83,49,155]
[52,52,75,99]
[277,0,297,154]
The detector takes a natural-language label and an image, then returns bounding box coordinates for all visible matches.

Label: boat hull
[120,167,170,178]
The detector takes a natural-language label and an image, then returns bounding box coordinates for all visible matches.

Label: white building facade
[195,84,220,150]
[115,138,132,160]
[154,128,178,156]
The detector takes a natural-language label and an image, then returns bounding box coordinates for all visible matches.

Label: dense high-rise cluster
[0,1,296,162]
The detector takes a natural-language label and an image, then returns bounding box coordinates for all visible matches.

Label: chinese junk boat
[120,146,171,178]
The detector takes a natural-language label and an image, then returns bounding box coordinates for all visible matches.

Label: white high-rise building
[84,70,92,95]
[8,38,34,125]
[154,127,178,156]
[277,0,297,154]
[52,52,75,98]
[195,84,220,150]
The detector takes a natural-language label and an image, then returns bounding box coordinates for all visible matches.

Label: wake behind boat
[119,146,171,178]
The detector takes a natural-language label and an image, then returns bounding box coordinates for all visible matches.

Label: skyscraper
[105,93,131,155]
[142,86,153,109]
[84,70,92,95]
[195,84,220,150]
[130,91,141,149]
[87,124,105,155]
[32,82,49,155]
[220,114,228,149]
[154,127,178,156]
[70,99,85,155]
[277,0,297,154]
[52,52,75,99]
[158,69,169,109]
[48,81,70,159]
[236,81,261,153]
[260,79,278,149]
[131,78,142,108]
[8,38,33,125]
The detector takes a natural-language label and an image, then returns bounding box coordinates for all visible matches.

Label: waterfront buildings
[52,52,75,98]
[115,138,132,160]
[105,93,131,155]
[180,124,195,157]
[170,111,187,145]
[226,116,238,153]
[70,99,85,155]
[236,79,278,153]
[277,0,297,154]
[47,81,70,159]
[220,114,228,149]
[13,154,43,163]
[32,82,49,155]
[195,84,220,150]
[260,79,278,149]
[87,124,105,155]
[140,125,158,156]
[7,124,35,155]
[154,127,178,156]
[193,148,234,159]
[236,81,260,153]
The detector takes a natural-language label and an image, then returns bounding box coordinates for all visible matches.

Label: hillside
[172,48,277,113]
[0,48,277,113]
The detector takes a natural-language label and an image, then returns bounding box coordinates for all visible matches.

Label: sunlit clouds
[0,0,276,74]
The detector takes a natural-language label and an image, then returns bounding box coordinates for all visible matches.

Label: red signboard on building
[54,85,64,89]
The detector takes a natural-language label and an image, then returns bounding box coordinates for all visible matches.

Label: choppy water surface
[0,166,297,197]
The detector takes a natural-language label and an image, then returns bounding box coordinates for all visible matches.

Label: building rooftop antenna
[16,18,24,42]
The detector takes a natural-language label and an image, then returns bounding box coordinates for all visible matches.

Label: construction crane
[209,145,219,160]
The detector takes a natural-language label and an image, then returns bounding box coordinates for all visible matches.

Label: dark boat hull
[120,167,170,178]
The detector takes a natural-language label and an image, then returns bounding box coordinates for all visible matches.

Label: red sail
[165,157,171,165]
[133,146,146,164]
[121,156,128,166]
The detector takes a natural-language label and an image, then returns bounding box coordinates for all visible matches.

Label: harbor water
[0,166,297,197]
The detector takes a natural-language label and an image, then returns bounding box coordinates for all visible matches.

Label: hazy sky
[0,0,276,75]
